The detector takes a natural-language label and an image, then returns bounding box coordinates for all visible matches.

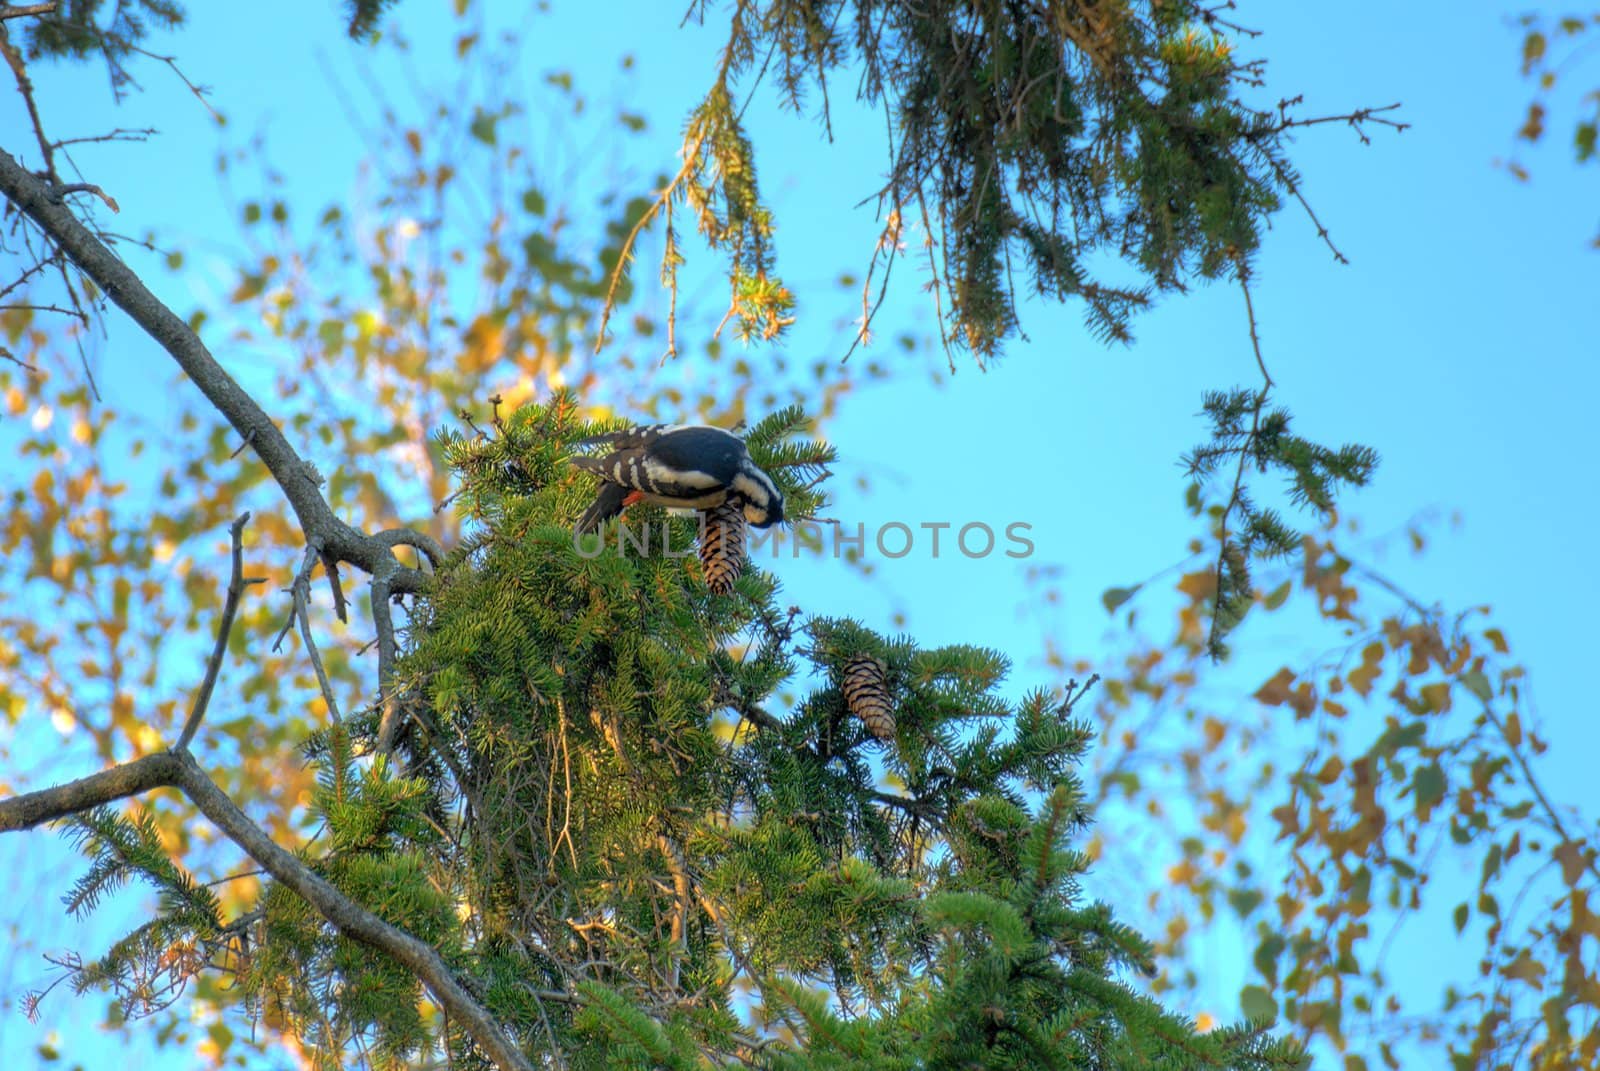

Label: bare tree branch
[175,513,265,751]
[375,526,444,570]
[167,754,533,1071]
[49,182,119,212]
[0,4,58,22]
[372,570,403,760]
[0,749,535,1071]
[0,147,432,597]
[0,343,39,372]
[0,152,540,1057]
[272,541,344,722]
[0,753,184,830]
[0,19,55,177]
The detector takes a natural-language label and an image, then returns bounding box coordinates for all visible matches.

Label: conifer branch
[871,789,941,817]
[656,835,691,992]
[727,695,785,734]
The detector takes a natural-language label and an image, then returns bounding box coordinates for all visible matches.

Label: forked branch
[0,148,431,598]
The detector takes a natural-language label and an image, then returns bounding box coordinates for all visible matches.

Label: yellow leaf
[1419,681,1452,713]
[1522,30,1547,74]
[1349,661,1380,699]
[1177,569,1217,601]
[1503,711,1522,748]
[1254,667,1295,706]
[1503,948,1545,987]
[1555,840,1592,886]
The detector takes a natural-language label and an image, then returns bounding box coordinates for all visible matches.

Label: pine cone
[698,498,747,595]
[842,655,895,741]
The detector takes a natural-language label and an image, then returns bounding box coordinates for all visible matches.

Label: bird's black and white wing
[571,425,745,505]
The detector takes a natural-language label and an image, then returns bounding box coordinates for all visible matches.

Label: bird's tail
[574,481,629,536]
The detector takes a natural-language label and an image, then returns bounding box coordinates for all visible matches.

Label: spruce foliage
[679,0,1317,358]
[1184,388,1381,656]
[59,395,1306,1068]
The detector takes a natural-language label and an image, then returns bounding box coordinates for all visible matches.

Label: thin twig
[1475,698,1600,888]
[51,127,157,148]
[371,572,402,761]
[296,549,343,724]
[840,203,904,364]
[0,301,85,321]
[594,153,696,354]
[129,45,222,123]
[271,542,343,721]
[657,834,691,992]
[50,183,120,213]
[272,545,319,652]
[1207,269,1273,655]
[0,344,40,373]
[0,18,55,178]
[175,514,265,752]
[0,3,58,21]
[0,256,50,301]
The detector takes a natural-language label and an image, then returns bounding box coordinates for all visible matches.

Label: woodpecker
[570,424,785,535]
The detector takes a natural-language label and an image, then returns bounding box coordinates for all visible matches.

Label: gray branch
[0,147,431,596]
[0,148,538,1068]
[168,754,531,1071]
[0,752,534,1071]
[176,513,264,751]
[0,753,184,830]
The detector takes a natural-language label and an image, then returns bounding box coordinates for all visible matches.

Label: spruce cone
[842,655,895,741]
[699,498,747,595]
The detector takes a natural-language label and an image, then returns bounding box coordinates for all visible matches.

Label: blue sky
[4,0,1597,1067]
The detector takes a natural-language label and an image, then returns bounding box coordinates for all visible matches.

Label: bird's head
[732,462,784,528]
